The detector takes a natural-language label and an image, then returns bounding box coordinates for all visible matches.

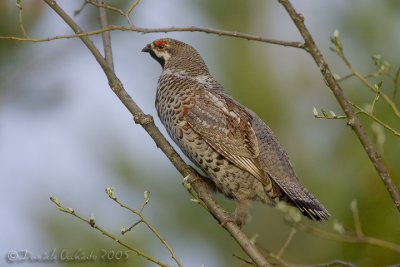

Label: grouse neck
[163,56,210,77]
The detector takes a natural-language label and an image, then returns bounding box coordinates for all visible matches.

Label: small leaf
[321,109,329,118]
[288,208,302,223]
[374,81,383,90]
[276,201,290,212]
[143,190,150,204]
[364,103,373,113]
[313,107,318,117]
[333,73,341,80]
[182,174,190,183]
[249,234,259,245]
[382,61,391,72]
[277,201,302,223]
[49,194,61,207]
[330,29,343,54]
[371,122,385,151]
[333,220,345,234]
[182,175,192,190]
[350,199,357,211]
[105,186,116,199]
[191,198,200,204]
[89,214,96,226]
[333,29,340,39]
[372,54,382,66]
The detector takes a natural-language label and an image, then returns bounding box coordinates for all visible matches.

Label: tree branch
[97,0,114,70]
[0,24,304,49]
[96,5,178,264]
[278,0,400,211]
[293,221,400,254]
[293,259,357,267]
[16,0,29,37]
[330,35,400,119]
[42,0,271,266]
[105,187,183,267]
[49,194,174,267]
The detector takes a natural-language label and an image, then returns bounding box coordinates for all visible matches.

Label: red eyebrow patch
[154,40,167,47]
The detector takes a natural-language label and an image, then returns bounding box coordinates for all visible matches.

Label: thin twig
[126,0,142,16]
[139,190,150,213]
[293,259,358,267]
[233,254,256,266]
[0,24,304,49]
[16,0,28,37]
[332,36,400,119]
[369,87,381,115]
[278,0,400,212]
[49,195,173,267]
[105,188,183,267]
[182,175,208,210]
[86,0,126,17]
[73,1,87,16]
[41,1,271,266]
[337,71,381,82]
[276,228,296,258]
[349,200,363,237]
[393,67,400,101]
[123,219,143,234]
[346,60,400,118]
[85,0,133,24]
[313,107,347,120]
[252,245,292,267]
[97,0,114,70]
[349,102,400,137]
[291,221,400,253]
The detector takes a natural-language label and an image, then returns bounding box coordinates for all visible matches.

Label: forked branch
[278,0,400,211]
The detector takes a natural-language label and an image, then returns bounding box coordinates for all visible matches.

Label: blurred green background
[1,0,399,266]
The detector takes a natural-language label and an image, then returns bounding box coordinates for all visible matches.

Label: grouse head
[142,38,208,73]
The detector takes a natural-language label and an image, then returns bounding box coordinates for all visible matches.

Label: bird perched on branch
[142,38,330,226]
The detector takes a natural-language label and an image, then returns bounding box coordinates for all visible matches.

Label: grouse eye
[154,40,167,49]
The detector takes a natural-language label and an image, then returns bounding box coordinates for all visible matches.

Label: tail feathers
[277,180,330,221]
[288,194,330,221]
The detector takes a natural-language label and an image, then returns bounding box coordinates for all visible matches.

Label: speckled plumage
[142,38,330,225]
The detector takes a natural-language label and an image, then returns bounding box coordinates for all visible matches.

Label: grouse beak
[141,43,151,53]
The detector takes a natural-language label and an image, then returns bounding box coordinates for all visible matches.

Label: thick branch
[278,0,400,211]
[42,0,270,266]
